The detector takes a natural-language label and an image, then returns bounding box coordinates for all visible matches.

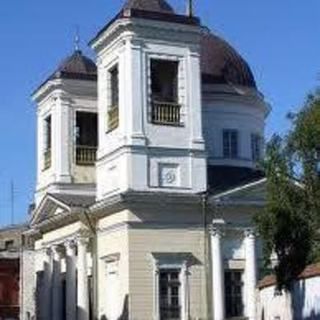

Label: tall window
[151,59,181,125]
[225,270,244,318]
[223,130,239,159]
[251,133,262,162]
[76,112,98,165]
[43,115,52,170]
[159,269,181,320]
[108,64,119,131]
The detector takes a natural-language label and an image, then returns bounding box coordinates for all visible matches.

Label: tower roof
[49,50,97,81]
[122,0,175,14]
[34,50,97,95]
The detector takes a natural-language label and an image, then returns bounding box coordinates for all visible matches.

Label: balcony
[76,146,97,166]
[43,149,51,170]
[107,106,119,132]
[151,101,181,126]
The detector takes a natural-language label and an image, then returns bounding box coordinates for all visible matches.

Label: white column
[245,229,257,320]
[211,227,225,320]
[51,245,63,320]
[66,241,77,320]
[42,248,52,320]
[77,236,90,320]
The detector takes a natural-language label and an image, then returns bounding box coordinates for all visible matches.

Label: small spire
[74,26,81,52]
[187,0,193,17]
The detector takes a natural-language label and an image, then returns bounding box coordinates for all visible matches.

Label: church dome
[49,50,97,81]
[122,0,175,14]
[200,29,257,89]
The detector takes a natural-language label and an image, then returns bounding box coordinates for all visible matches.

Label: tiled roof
[208,166,265,194]
[49,50,97,81]
[258,263,320,289]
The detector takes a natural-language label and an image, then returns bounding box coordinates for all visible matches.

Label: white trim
[151,253,190,320]
[212,178,267,201]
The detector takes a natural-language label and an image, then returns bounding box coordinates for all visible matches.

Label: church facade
[21,1,270,320]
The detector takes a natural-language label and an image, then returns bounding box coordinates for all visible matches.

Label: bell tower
[90,0,207,200]
[32,49,98,204]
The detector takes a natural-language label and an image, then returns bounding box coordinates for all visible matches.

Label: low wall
[257,264,320,320]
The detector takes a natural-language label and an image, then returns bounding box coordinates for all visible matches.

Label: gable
[30,194,71,226]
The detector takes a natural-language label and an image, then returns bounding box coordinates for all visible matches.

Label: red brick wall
[0,259,19,320]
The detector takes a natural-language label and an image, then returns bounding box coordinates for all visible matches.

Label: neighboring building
[21,1,270,320]
[258,264,320,320]
[0,224,26,320]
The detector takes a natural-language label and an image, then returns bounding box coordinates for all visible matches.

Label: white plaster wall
[258,277,320,320]
[20,250,37,320]
[203,91,267,169]
[94,18,207,200]
[96,213,130,320]
[34,79,97,205]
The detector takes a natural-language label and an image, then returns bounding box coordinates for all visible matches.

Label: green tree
[256,90,320,291]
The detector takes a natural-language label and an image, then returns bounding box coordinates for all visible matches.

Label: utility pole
[10,180,14,225]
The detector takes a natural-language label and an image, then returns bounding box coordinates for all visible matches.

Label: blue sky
[0,0,319,226]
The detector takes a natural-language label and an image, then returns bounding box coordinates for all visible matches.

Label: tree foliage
[256,90,320,291]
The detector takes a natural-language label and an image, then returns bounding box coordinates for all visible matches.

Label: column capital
[65,240,77,256]
[52,244,64,260]
[244,228,257,239]
[210,225,225,238]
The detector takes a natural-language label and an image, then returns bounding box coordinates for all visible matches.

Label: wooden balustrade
[108,106,119,131]
[76,146,97,165]
[43,149,51,170]
[152,101,181,125]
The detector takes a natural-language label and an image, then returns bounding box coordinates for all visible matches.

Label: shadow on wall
[292,279,320,320]
[99,294,129,320]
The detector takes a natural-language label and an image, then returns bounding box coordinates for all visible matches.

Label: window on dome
[223,130,239,159]
[75,112,97,166]
[107,64,119,132]
[225,270,244,318]
[251,133,262,162]
[43,115,52,170]
[150,59,181,126]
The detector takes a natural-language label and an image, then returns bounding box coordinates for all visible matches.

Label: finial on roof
[74,26,81,52]
[187,0,193,17]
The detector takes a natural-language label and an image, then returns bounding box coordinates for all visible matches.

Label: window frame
[251,133,262,162]
[224,269,245,319]
[223,129,239,159]
[75,111,98,166]
[106,63,119,132]
[152,253,190,320]
[148,56,183,127]
[43,114,52,171]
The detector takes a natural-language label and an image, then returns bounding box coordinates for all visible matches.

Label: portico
[210,223,258,320]
[38,232,91,320]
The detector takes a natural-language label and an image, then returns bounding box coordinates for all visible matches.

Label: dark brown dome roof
[122,0,175,14]
[50,50,97,81]
[201,30,257,89]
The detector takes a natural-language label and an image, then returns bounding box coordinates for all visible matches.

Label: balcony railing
[76,145,97,166]
[151,101,181,126]
[43,149,51,170]
[107,106,119,132]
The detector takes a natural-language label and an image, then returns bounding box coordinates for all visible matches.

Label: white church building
[21,1,270,319]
